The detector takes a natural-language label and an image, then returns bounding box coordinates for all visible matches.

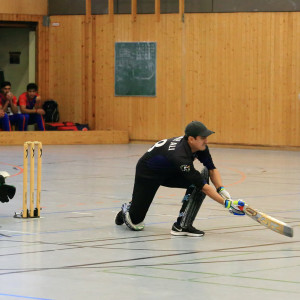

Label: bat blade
[244,205,293,237]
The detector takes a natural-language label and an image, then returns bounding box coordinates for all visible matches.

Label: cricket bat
[244,205,293,237]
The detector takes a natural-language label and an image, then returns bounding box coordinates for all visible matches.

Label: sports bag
[45,122,89,131]
[43,100,60,122]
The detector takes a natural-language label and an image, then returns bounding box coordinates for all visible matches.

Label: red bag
[45,122,89,131]
[45,123,65,131]
[57,125,78,131]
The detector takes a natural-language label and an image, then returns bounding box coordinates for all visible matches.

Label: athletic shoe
[115,210,124,225]
[170,222,205,237]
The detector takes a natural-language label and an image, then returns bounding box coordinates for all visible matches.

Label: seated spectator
[19,83,45,131]
[0,84,10,131]
[0,81,27,131]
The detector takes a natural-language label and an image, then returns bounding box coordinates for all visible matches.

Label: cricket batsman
[115,121,245,237]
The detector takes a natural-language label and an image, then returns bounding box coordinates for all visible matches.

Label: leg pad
[180,188,206,228]
[179,167,209,228]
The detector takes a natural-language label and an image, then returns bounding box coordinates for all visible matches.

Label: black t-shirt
[136,136,216,189]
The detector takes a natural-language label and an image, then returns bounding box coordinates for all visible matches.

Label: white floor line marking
[0,230,31,234]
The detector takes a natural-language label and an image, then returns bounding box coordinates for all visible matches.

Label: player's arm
[202,183,224,205]
[196,147,227,192]
[19,95,38,114]
[19,95,31,114]
[209,168,223,189]
[18,94,30,114]
[35,96,42,108]
[2,99,9,112]
[197,149,232,200]
[35,96,45,115]
[0,104,5,117]
[209,168,232,199]
[2,92,15,112]
[10,95,19,114]
[20,104,37,114]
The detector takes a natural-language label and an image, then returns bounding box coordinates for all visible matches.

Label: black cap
[184,121,215,137]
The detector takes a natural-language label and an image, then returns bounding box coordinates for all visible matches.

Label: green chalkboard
[115,42,156,96]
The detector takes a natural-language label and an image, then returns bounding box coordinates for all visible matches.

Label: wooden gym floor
[0,144,299,300]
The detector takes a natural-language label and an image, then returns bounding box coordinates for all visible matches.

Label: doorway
[0,22,37,98]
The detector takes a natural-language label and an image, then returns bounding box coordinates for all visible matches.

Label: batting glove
[217,186,231,200]
[224,199,245,216]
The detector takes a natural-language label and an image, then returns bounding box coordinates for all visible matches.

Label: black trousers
[129,174,191,224]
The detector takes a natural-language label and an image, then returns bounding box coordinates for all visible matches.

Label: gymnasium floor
[0,144,299,300]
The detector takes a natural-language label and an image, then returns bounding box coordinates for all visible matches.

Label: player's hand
[36,108,45,115]
[224,199,245,215]
[217,186,231,200]
[6,92,13,101]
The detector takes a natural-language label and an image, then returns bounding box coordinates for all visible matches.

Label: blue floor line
[0,293,53,300]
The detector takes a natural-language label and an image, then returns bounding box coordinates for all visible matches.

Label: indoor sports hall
[0,1,299,300]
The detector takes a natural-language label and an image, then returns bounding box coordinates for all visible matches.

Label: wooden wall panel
[1,0,47,15]
[95,14,183,140]
[48,16,85,123]
[184,13,300,146]
[45,11,300,147]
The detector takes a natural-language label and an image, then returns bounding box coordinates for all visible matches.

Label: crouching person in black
[115,121,246,237]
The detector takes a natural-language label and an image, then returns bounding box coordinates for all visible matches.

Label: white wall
[0,28,31,98]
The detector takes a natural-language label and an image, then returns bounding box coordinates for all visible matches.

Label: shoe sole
[170,230,204,237]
